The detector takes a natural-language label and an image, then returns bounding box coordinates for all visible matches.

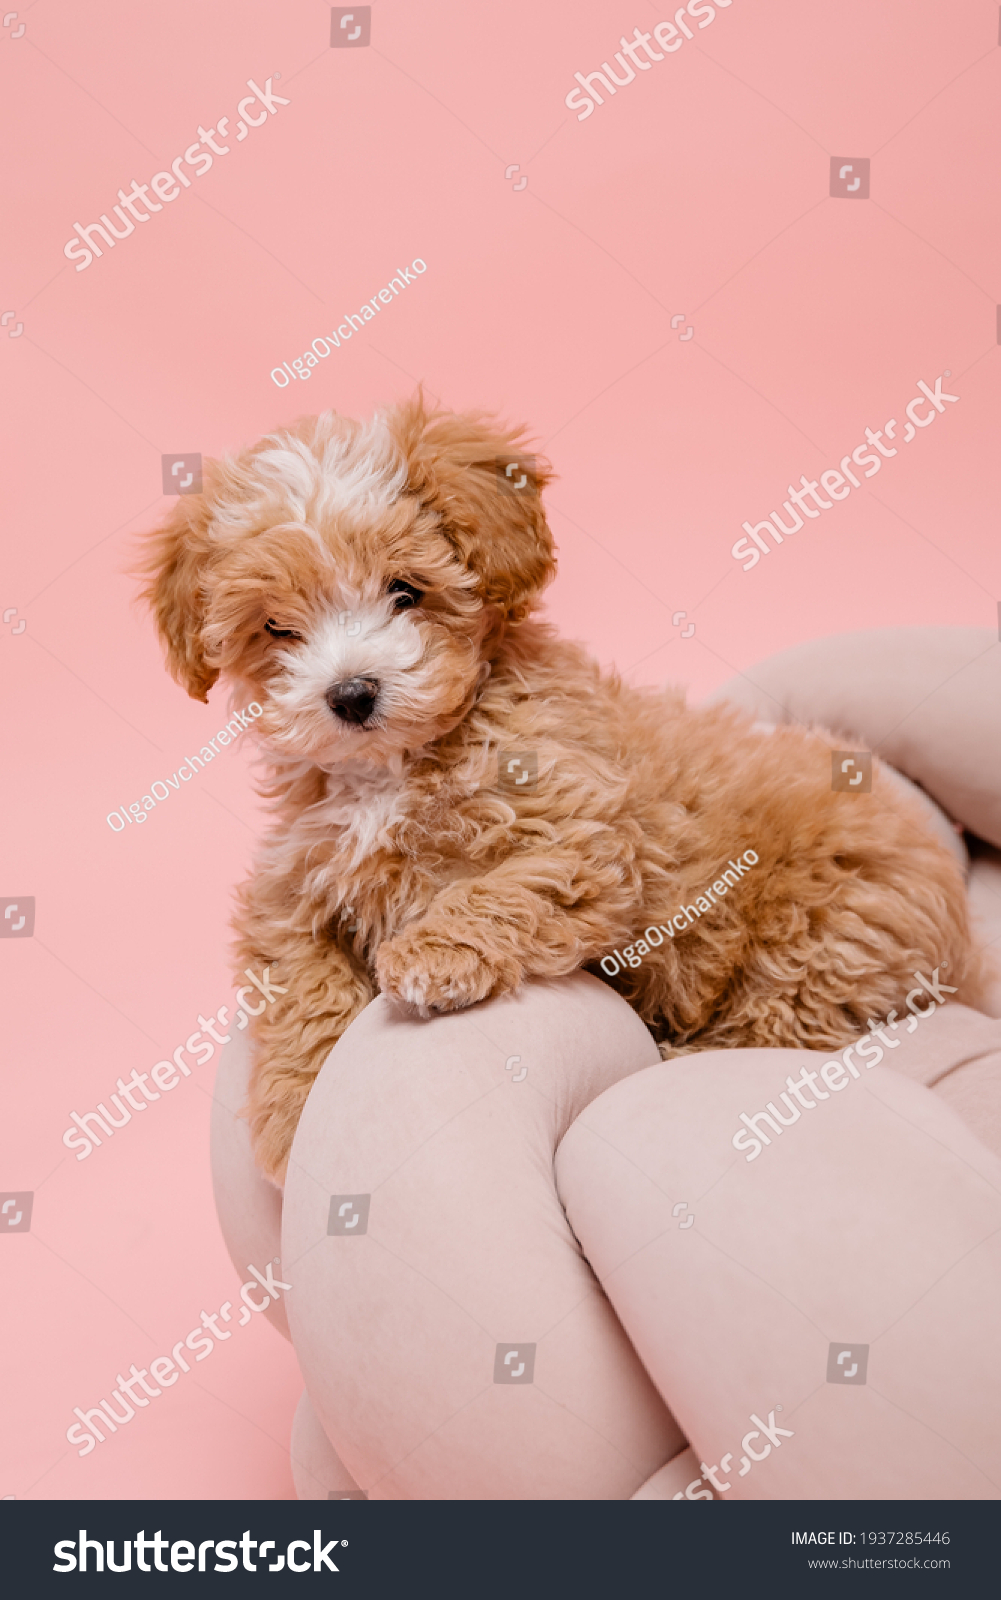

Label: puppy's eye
[387,579,423,610]
[264,619,302,640]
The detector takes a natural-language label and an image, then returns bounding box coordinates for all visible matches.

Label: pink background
[2,0,999,1498]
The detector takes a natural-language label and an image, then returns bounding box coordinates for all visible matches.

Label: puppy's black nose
[326,677,380,725]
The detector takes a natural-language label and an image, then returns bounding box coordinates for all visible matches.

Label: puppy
[140,393,981,1182]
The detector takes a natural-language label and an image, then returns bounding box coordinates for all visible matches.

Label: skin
[560,1034,1001,1500]
[210,983,1001,1499]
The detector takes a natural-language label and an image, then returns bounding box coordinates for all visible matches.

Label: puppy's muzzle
[326,677,380,725]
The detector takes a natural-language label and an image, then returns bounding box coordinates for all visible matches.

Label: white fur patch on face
[251,415,407,530]
[266,598,425,755]
[286,601,422,707]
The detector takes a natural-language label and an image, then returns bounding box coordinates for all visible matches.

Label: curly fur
[138,392,982,1182]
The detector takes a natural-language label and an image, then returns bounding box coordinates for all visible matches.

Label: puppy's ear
[136,473,219,702]
[396,394,556,619]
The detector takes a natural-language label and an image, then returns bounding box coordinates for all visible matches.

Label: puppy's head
[138,394,555,767]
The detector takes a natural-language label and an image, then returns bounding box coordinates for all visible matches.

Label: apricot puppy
[141,394,980,1182]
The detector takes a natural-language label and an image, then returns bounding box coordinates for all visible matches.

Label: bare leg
[557,1032,1001,1499]
[210,1028,289,1340]
[280,974,684,1499]
[291,1389,364,1500]
[215,974,1001,1499]
[631,1446,714,1500]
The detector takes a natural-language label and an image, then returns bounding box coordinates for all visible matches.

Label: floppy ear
[396,394,556,620]
[136,472,219,703]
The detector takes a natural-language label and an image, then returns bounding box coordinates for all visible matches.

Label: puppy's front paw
[376,929,501,1015]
